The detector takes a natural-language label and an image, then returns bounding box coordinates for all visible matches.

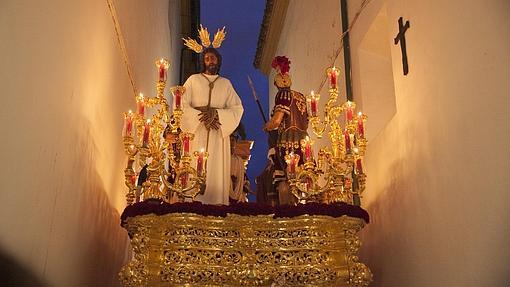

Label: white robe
[181,73,244,205]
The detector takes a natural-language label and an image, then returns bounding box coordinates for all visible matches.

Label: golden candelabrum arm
[141,138,169,201]
[145,97,167,141]
[309,116,327,138]
[309,88,345,139]
[288,155,354,203]
[286,67,371,206]
[122,137,138,205]
[121,58,211,205]
[158,131,207,201]
[161,164,205,200]
[169,86,185,132]
[290,87,350,202]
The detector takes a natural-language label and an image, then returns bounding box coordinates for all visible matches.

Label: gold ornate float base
[119,213,372,286]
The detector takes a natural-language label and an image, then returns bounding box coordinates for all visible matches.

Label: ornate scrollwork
[119,213,372,286]
[119,217,153,286]
[348,262,373,287]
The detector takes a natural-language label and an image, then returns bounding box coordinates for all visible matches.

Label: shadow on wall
[71,117,132,287]
[19,108,131,286]
[0,249,49,287]
[357,158,408,286]
[357,131,436,286]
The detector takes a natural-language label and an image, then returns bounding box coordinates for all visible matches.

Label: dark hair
[200,47,222,73]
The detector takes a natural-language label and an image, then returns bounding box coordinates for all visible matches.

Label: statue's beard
[206,64,219,74]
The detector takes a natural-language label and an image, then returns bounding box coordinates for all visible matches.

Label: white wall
[346,0,510,286]
[272,0,345,150]
[272,0,510,285]
[0,0,180,286]
[355,3,396,140]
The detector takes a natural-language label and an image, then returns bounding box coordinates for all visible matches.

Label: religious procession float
[118,25,372,287]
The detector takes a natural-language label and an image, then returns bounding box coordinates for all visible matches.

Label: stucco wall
[271,0,510,285]
[0,0,180,286]
[347,0,510,286]
[272,0,345,150]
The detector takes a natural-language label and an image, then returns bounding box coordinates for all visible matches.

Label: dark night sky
[201,0,269,200]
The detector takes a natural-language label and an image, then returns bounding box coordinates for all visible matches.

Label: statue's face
[204,52,219,75]
[274,73,292,88]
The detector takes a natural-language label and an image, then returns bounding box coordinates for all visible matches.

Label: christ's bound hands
[198,107,221,131]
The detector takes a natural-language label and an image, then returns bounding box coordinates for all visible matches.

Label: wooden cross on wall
[394,17,410,75]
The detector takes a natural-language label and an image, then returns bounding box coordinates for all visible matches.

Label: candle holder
[160,148,208,200]
[170,86,185,110]
[326,66,340,90]
[123,140,138,205]
[136,93,145,117]
[288,67,368,206]
[155,58,170,83]
[169,86,185,133]
[123,110,134,137]
[306,91,320,118]
[121,59,206,205]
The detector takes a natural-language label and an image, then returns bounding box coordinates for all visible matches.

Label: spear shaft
[247,75,268,123]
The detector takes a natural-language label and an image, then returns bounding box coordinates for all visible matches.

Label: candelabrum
[122,59,207,205]
[287,67,368,206]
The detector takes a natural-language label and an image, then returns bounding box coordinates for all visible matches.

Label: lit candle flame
[155,58,170,69]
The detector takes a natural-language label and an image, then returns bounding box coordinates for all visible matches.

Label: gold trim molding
[119,213,372,286]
